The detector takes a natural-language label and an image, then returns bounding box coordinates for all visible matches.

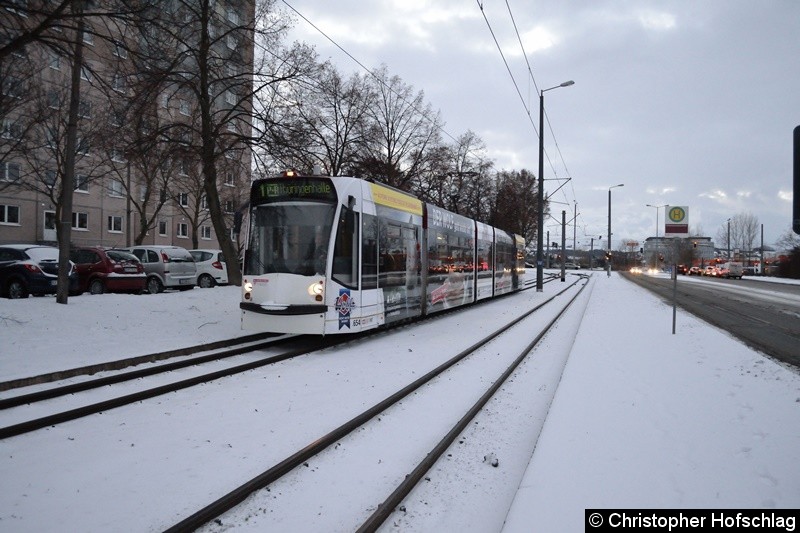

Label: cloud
[637,10,677,31]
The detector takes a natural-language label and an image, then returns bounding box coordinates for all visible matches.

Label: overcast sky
[280,0,799,249]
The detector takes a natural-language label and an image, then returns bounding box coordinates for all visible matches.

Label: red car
[69,247,146,294]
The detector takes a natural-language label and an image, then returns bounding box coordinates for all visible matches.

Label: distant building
[0,1,254,249]
[643,236,715,267]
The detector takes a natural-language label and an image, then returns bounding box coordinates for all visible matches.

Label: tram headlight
[308,280,324,301]
[243,280,253,300]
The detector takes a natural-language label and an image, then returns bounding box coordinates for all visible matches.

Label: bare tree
[716,212,760,255]
[355,64,442,191]
[130,0,316,286]
[775,227,800,252]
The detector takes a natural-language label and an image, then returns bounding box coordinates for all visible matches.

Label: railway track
[0,335,342,439]
[1,272,582,531]
[164,275,589,532]
[0,273,562,441]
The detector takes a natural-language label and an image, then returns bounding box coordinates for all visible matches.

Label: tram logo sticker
[335,289,355,329]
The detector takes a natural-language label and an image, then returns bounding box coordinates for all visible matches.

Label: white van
[721,261,744,279]
[117,245,197,293]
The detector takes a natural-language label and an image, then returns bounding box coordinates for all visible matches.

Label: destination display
[251,177,337,204]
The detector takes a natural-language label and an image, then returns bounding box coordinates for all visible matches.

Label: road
[621,272,800,369]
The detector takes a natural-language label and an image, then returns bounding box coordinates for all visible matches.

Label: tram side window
[362,214,378,290]
[379,223,407,287]
[332,205,359,289]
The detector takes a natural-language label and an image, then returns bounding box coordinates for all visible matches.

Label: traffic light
[693,241,697,248]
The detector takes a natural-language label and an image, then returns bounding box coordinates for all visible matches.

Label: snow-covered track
[0,335,345,439]
[164,276,588,532]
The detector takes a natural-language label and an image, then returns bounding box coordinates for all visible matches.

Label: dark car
[0,244,79,299]
[677,264,689,275]
[69,247,146,295]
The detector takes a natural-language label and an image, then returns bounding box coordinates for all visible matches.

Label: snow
[1,272,799,532]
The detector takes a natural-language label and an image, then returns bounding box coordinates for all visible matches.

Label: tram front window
[246,201,336,276]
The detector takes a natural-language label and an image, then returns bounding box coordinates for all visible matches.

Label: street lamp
[607,183,624,276]
[536,80,575,292]
[647,203,668,268]
[646,204,668,238]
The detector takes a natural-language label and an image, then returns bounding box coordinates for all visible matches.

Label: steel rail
[357,278,589,532]
[162,278,584,533]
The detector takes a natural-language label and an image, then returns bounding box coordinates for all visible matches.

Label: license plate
[179,278,190,284]
[124,267,137,273]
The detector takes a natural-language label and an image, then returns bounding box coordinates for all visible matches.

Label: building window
[1,162,20,182]
[75,174,88,192]
[110,109,124,127]
[226,35,236,49]
[0,204,20,225]
[107,215,122,232]
[113,41,128,59]
[80,64,91,81]
[1,76,23,99]
[72,211,88,230]
[224,200,234,213]
[225,90,236,105]
[49,52,61,70]
[108,179,124,197]
[112,73,126,93]
[177,223,188,238]
[47,90,60,109]
[77,137,89,155]
[179,160,189,176]
[200,195,208,210]
[111,149,125,163]
[227,8,239,25]
[45,170,57,188]
[201,225,212,239]
[158,220,168,236]
[177,192,189,207]
[78,99,91,118]
[179,99,189,115]
[82,28,94,45]
[2,120,22,140]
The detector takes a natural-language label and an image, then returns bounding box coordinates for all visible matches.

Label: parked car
[69,247,146,295]
[115,245,197,294]
[0,244,79,299]
[189,249,228,288]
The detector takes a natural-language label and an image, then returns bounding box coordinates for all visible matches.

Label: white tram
[240,172,525,335]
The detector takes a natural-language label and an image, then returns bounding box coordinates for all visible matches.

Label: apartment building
[0,0,254,250]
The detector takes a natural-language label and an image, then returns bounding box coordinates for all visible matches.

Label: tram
[240,172,526,335]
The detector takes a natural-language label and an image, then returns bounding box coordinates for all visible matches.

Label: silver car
[116,245,197,294]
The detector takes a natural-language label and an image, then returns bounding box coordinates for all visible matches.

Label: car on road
[688,266,702,276]
[189,249,228,288]
[563,262,581,270]
[69,247,146,295]
[0,244,79,299]
[677,264,689,275]
[703,266,717,277]
[115,245,197,294]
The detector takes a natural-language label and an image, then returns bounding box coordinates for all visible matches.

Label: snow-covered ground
[1,272,799,532]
